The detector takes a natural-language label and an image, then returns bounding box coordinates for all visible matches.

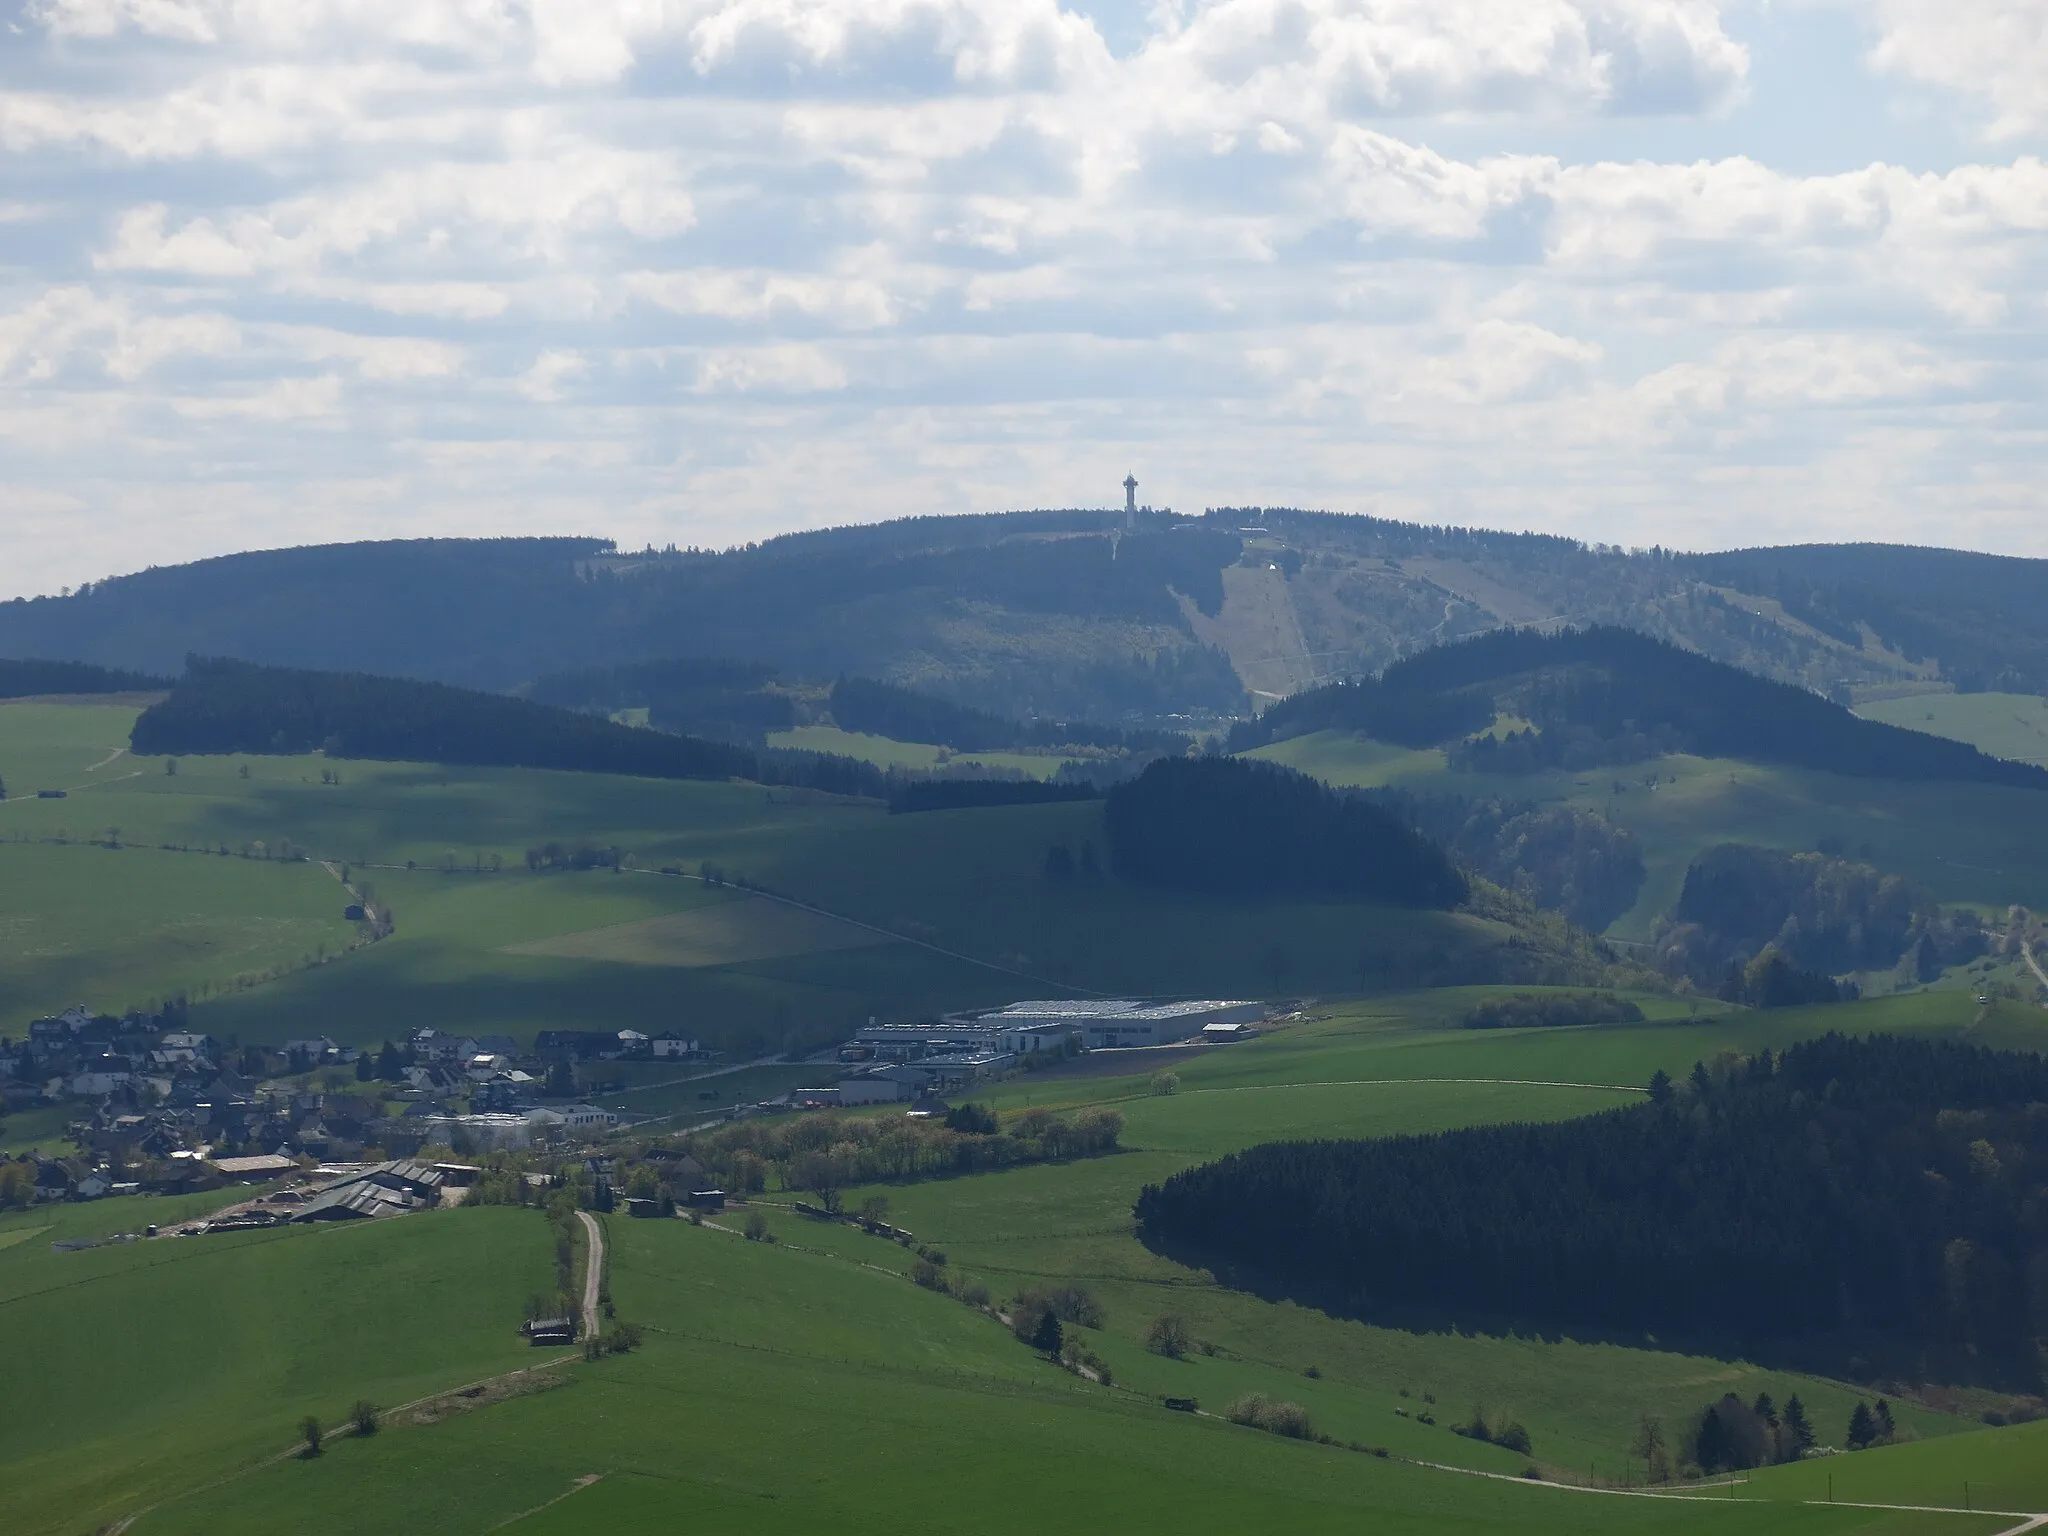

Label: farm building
[290,1158,446,1222]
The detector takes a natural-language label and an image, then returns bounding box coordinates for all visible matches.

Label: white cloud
[1860,0,2048,141]
[1,0,2045,601]
[516,348,589,401]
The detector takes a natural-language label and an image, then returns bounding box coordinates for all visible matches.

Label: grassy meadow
[1856,692,2048,771]
[0,700,1576,1050]
[0,1197,554,1536]
[767,722,1079,778]
[6,702,2048,1532]
[789,989,2048,1489]
[118,1213,2010,1536]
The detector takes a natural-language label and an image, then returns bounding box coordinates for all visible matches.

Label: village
[0,996,1269,1210]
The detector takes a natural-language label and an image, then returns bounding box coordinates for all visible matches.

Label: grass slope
[0,1202,552,1536]
[0,702,1595,1051]
[127,1216,1999,1536]
[0,841,359,1032]
[766,722,1075,778]
[811,990,2046,1487]
[1857,693,2048,771]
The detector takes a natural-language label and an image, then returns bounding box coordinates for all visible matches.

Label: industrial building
[967,999,1265,1050]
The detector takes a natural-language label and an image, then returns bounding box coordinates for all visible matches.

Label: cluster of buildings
[799,998,1265,1107]
[1,1006,632,1204]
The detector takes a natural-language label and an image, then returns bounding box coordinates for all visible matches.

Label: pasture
[0,701,1578,1050]
[1857,692,2048,770]
[811,990,2045,1485]
[767,723,1076,778]
[0,840,360,1033]
[0,1200,553,1536]
[121,1214,2005,1536]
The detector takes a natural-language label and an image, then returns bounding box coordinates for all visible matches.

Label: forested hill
[8,516,2048,724]
[129,656,895,796]
[1232,626,2048,790]
[1136,1034,2048,1388]
[1104,756,1469,908]
[1687,542,2048,695]
[0,519,1249,722]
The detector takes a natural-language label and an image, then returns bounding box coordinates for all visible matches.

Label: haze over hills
[6,512,2048,724]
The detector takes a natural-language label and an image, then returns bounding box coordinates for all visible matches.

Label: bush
[1146,1314,1192,1359]
[958,1281,992,1309]
[1014,1285,1104,1331]
[350,1400,378,1436]
[912,1258,949,1292]
[743,1211,773,1243]
[298,1416,322,1457]
[1150,1070,1180,1097]
[1226,1393,1316,1440]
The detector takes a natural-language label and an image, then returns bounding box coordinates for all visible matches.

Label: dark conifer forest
[129,655,893,796]
[1104,756,1468,907]
[1233,627,2048,789]
[0,657,168,698]
[1136,1035,2048,1387]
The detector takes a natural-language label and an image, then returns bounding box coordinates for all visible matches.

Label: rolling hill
[8,513,2048,723]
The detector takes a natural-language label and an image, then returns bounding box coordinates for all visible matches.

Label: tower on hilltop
[1124,474,1138,526]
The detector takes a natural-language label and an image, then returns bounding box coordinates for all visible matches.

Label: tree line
[1104,756,1469,908]
[129,656,901,798]
[1,656,167,698]
[1136,1034,2048,1388]
[1230,627,2048,790]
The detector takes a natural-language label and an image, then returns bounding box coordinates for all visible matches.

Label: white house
[651,1032,701,1059]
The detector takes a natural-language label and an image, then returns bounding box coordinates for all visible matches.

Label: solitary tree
[299,1416,322,1457]
[1782,1395,1815,1453]
[1647,1069,1673,1105]
[350,1400,378,1436]
[1032,1310,1064,1358]
[1146,1314,1192,1359]
[1847,1401,1877,1450]
[1630,1414,1669,1481]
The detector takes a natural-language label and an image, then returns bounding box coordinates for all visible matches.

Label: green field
[1857,692,2048,770]
[11,967,2047,1532]
[0,840,361,1033]
[767,723,1079,778]
[809,990,2046,1486]
[119,1215,2008,1536]
[0,1196,553,1536]
[0,702,1600,1051]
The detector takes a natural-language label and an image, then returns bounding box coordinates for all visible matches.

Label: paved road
[575,1210,604,1340]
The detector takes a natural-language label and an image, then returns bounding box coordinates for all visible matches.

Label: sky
[1,0,2045,599]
